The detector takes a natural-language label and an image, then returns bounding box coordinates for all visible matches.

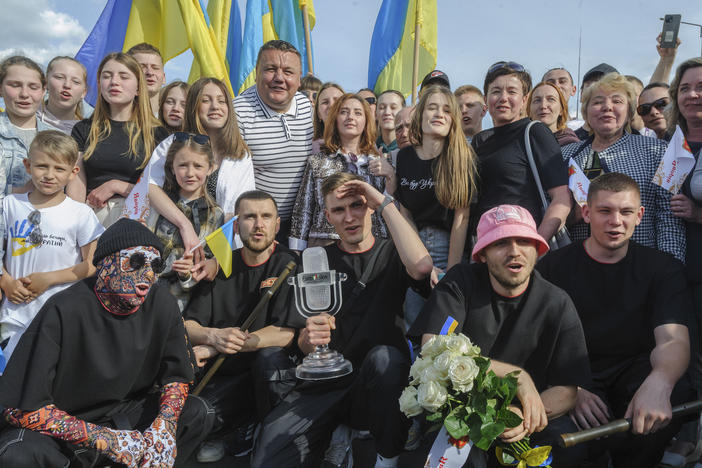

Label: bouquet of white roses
[399,333,552,467]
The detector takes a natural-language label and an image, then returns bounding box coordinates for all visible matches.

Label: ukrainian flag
[205,216,237,277]
[189,0,242,92]
[439,316,458,335]
[75,0,232,105]
[236,0,315,95]
[367,0,437,97]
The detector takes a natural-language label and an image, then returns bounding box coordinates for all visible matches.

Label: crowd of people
[0,33,699,468]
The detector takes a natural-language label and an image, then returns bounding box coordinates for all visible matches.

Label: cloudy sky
[2,0,702,115]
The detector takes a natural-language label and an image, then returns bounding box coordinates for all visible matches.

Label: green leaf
[474,422,506,450]
[467,413,483,442]
[498,408,523,428]
[426,411,444,422]
[444,407,470,439]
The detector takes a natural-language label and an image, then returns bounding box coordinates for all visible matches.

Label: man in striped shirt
[234,40,314,244]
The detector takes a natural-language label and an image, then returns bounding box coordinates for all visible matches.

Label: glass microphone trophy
[289,247,353,380]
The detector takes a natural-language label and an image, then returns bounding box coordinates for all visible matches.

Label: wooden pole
[411,1,421,104]
[301,4,314,75]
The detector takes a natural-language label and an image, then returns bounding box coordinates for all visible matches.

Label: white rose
[419,363,446,385]
[448,355,480,393]
[432,350,457,380]
[446,333,481,357]
[417,380,448,412]
[421,335,448,358]
[409,357,433,385]
[399,386,423,417]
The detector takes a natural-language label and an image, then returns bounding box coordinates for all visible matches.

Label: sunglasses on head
[487,61,526,75]
[174,132,210,145]
[364,97,377,105]
[26,210,43,247]
[120,251,165,274]
[636,97,669,116]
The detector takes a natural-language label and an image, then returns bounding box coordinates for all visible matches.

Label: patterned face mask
[94,246,161,316]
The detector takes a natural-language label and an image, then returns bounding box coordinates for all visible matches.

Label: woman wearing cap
[472,61,571,244]
[561,72,685,262]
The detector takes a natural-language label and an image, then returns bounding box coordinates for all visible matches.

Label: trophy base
[296,347,353,380]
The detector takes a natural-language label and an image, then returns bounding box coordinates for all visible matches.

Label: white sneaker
[196,440,226,463]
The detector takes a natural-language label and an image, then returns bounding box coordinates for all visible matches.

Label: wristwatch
[376,194,395,216]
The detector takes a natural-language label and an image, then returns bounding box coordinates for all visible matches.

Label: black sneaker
[228,423,255,457]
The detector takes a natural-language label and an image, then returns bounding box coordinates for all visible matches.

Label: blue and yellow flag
[205,216,237,277]
[237,0,315,94]
[75,0,232,104]
[188,0,242,94]
[439,316,458,335]
[367,0,437,96]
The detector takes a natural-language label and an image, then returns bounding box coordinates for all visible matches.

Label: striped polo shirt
[234,86,313,220]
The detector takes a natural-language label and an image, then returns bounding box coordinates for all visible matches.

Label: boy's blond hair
[29,130,80,166]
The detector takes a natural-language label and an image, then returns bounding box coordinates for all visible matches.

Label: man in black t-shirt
[410,204,590,466]
[184,190,300,460]
[0,219,212,467]
[537,173,693,468]
[251,173,432,468]
[472,61,571,239]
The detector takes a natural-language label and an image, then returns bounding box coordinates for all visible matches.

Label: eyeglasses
[636,97,669,116]
[26,210,43,247]
[363,97,377,105]
[487,61,526,75]
[173,132,210,145]
[120,249,165,274]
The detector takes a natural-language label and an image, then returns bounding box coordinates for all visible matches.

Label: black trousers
[250,345,411,468]
[0,394,213,468]
[198,346,298,435]
[584,355,695,468]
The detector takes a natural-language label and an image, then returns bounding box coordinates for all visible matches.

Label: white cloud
[0,0,87,65]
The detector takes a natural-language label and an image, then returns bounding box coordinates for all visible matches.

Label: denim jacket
[0,112,56,195]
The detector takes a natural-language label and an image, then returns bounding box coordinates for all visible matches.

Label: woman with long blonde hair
[69,52,168,227]
[395,85,477,325]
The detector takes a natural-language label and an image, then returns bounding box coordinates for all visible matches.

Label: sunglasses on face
[487,61,526,75]
[173,132,210,145]
[364,97,377,105]
[120,250,165,274]
[636,97,670,116]
[26,210,43,247]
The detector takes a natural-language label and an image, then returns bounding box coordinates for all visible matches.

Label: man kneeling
[0,218,212,468]
[410,205,591,466]
[538,172,694,467]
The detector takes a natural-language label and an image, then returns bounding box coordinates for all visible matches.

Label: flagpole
[411,0,421,104]
[301,4,314,75]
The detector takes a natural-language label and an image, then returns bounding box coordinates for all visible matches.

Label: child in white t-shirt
[0,130,104,358]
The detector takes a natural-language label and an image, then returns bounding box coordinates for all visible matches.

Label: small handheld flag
[568,158,590,207]
[653,126,697,194]
[205,217,237,277]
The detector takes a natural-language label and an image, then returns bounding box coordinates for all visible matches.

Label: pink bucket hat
[471,205,550,262]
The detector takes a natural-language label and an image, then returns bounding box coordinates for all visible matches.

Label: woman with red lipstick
[69,52,168,227]
[562,72,685,262]
[394,85,477,327]
[527,81,580,147]
[290,93,387,250]
[158,80,189,133]
[38,56,87,135]
[0,55,58,195]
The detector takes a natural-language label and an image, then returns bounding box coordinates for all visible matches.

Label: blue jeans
[404,226,449,331]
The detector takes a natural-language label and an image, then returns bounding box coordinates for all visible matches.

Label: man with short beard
[184,190,301,462]
[537,173,693,467]
[411,204,590,466]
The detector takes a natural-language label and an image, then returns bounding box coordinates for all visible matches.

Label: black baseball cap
[582,63,619,84]
[420,70,450,90]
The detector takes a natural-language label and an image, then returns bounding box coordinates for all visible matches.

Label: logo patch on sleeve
[260,277,278,289]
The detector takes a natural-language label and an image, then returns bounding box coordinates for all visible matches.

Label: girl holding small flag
[147,133,223,311]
